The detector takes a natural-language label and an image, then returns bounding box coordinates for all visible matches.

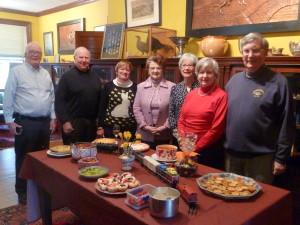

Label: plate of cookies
[95,172,140,195]
[196,173,262,200]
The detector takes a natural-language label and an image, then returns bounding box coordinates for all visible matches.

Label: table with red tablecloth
[19,150,293,225]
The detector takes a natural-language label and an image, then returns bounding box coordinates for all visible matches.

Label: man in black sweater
[55,47,102,144]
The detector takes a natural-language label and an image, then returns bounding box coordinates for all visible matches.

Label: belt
[13,112,49,121]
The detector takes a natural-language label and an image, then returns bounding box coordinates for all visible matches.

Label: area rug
[0,126,62,150]
[0,204,84,225]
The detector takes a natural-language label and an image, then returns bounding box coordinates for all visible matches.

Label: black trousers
[195,137,225,170]
[62,117,97,145]
[14,117,50,195]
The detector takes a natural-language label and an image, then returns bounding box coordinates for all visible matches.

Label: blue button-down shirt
[3,62,55,123]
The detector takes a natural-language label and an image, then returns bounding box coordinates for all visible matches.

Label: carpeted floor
[0,204,84,225]
[0,124,62,150]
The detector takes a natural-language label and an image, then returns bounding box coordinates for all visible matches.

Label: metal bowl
[149,187,180,218]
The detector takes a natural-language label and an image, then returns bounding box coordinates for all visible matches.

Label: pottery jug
[289,42,300,56]
[201,36,228,57]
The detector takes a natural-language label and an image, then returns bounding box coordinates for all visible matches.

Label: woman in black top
[169,53,199,146]
[97,60,137,138]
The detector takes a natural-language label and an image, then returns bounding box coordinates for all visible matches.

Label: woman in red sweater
[178,57,228,169]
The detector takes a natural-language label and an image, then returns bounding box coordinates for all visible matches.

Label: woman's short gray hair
[241,33,269,50]
[195,57,219,77]
[178,53,198,67]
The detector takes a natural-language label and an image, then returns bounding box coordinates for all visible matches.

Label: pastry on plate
[93,138,116,144]
[50,145,71,154]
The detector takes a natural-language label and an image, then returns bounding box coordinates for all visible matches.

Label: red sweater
[178,86,228,153]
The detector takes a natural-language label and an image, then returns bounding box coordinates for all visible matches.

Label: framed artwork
[43,32,54,56]
[125,0,161,28]
[101,23,125,59]
[57,18,85,54]
[186,0,300,37]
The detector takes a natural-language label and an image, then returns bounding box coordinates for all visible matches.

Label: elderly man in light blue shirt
[3,42,56,205]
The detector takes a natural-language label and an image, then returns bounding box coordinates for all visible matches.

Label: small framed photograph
[125,0,161,28]
[101,23,125,59]
[43,32,54,56]
[57,18,85,54]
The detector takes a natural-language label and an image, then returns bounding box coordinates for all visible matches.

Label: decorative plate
[196,173,262,200]
[47,150,71,158]
[151,153,177,162]
[78,166,109,179]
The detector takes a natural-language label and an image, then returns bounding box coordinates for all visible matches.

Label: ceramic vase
[201,36,228,57]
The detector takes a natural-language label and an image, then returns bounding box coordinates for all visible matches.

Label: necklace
[198,85,216,97]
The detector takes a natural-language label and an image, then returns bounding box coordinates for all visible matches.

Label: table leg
[37,185,52,225]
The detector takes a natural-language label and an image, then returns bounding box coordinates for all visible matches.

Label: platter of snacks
[78,166,109,179]
[95,172,140,195]
[196,173,262,200]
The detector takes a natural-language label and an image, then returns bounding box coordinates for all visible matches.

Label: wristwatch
[141,125,146,130]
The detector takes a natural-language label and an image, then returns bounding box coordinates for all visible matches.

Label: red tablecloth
[19,150,293,225]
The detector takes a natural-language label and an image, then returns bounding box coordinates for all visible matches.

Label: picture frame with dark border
[186,0,300,37]
[125,0,161,28]
[101,22,125,59]
[43,32,54,56]
[57,18,85,54]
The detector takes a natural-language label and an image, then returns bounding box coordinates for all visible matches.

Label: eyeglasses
[181,64,194,68]
[242,48,264,56]
[27,50,42,56]
[149,67,162,71]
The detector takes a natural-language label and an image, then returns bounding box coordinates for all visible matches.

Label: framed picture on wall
[125,0,161,28]
[57,18,85,54]
[101,23,125,59]
[43,32,54,56]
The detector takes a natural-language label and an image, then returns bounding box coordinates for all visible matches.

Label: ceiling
[0,0,79,13]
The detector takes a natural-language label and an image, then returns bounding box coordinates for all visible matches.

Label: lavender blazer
[133,77,175,142]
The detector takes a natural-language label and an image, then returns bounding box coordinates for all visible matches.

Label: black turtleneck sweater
[55,66,102,124]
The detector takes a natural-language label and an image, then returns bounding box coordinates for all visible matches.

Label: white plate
[47,150,71,157]
[196,173,262,200]
[151,153,177,162]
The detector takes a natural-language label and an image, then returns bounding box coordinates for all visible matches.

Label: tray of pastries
[95,172,140,195]
[196,173,262,200]
[93,138,118,152]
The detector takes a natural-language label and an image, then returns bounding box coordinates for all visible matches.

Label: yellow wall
[2,0,300,60]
